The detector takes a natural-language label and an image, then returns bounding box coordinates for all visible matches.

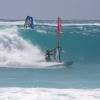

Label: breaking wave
[1,20,100,26]
[0,88,100,100]
[0,26,45,67]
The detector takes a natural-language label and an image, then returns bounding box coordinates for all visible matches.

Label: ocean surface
[0,20,100,100]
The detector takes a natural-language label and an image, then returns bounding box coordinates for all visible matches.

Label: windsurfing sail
[57,16,62,47]
[57,17,62,38]
[55,16,62,62]
[24,16,34,29]
[45,17,62,62]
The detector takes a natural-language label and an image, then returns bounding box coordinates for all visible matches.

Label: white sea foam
[0,20,37,26]
[0,26,45,67]
[0,87,99,100]
[36,22,100,26]
[36,29,47,33]
[62,23,100,26]
[0,21,24,26]
[0,21,100,27]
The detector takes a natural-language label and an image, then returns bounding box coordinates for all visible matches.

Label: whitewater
[0,20,100,100]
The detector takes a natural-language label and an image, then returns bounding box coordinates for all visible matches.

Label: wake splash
[0,88,100,100]
[0,27,45,67]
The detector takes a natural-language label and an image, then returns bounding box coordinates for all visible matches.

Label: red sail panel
[57,16,62,37]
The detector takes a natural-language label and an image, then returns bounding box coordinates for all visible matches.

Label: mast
[55,16,62,62]
[57,16,61,47]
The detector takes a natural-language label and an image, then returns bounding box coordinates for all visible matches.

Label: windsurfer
[45,49,54,62]
[45,17,62,62]
[45,47,61,62]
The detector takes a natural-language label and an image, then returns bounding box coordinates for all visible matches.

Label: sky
[0,0,100,20]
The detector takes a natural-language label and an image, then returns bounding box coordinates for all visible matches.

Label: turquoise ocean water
[0,20,100,99]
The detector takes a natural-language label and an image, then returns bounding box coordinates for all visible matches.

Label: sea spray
[0,26,44,67]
